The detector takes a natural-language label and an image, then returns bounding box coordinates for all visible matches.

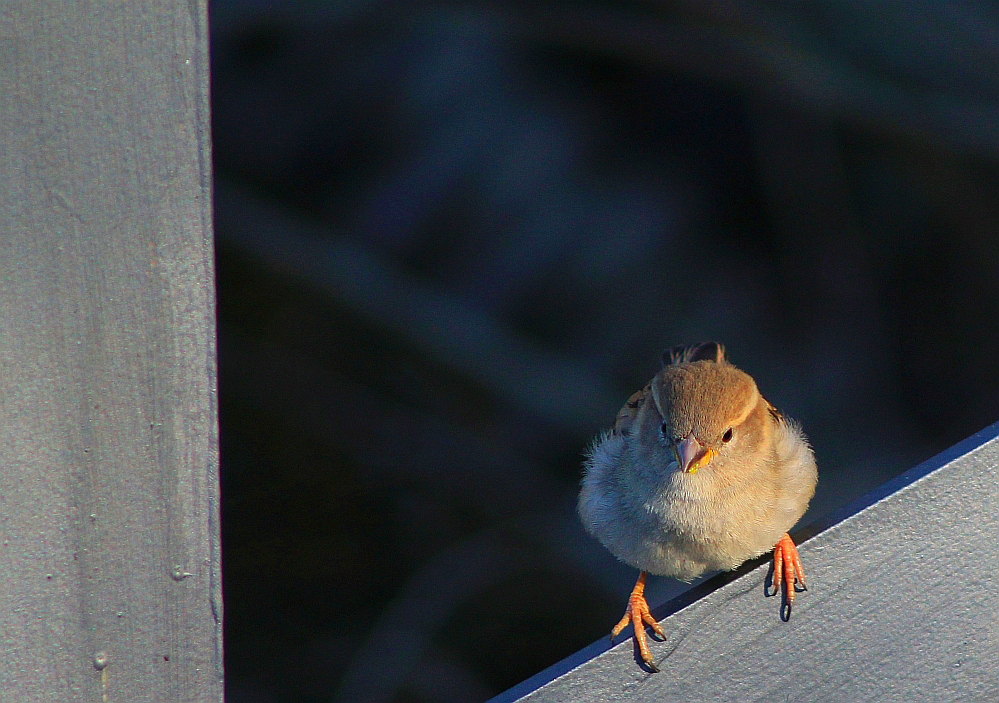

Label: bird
[578,342,817,671]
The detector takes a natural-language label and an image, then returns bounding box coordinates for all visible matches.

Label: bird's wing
[765,397,783,423]
[613,382,652,436]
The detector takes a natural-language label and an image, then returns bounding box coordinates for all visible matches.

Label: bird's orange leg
[610,571,665,671]
[771,533,806,612]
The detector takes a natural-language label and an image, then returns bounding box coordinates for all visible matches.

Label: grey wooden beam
[493,422,999,702]
[0,1,221,701]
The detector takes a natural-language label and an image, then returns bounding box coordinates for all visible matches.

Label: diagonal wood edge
[492,419,999,702]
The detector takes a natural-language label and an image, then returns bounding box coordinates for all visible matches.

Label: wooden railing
[0,1,221,700]
[492,422,999,702]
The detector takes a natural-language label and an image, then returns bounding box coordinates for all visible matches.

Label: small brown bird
[578,343,817,670]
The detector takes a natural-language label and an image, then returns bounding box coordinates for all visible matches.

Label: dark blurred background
[209,2,999,701]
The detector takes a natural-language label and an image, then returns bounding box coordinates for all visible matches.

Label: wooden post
[0,1,221,700]
[494,423,999,702]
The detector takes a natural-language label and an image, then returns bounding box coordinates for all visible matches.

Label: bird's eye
[722,428,733,443]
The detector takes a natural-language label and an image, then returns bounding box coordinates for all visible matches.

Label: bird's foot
[610,571,664,672]
[771,533,806,619]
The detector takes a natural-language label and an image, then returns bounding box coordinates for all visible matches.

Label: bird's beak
[674,434,715,474]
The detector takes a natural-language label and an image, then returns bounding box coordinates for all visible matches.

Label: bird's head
[639,343,774,476]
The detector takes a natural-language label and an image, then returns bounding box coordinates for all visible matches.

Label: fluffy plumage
[578,342,817,669]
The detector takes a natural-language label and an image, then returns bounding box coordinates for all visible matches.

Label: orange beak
[674,434,715,474]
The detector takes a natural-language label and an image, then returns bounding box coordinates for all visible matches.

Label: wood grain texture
[0,1,221,701]
[495,423,999,702]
